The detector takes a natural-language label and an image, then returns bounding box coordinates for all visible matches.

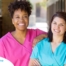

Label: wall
[65,0,66,12]
[2,0,14,36]
[46,0,66,32]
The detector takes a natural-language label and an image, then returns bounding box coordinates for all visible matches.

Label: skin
[28,17,66,66]
[32,34,47,47]
[12,9,29,32]
[11,9,29,44]
[51,17,66,53]
[51,17,66,37]
[29,59,41,66]
[11,8,47,45]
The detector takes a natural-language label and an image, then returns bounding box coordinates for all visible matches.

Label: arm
[33,33,47,47]
[32,29,47,47]
[64,64,66,66]
[28,59,41,66]
[29,40,42,66]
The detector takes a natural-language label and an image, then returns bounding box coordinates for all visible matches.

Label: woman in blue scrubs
[29,12,66,66]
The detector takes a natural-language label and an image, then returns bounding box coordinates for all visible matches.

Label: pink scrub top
[0,29,46,66]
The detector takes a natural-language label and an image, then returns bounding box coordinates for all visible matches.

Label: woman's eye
[23,16,28,18]
[60,24,64,26]
[16,17,19,18]
[53,22,56,24]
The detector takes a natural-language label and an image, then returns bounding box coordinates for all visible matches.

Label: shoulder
[38,38,49,44]
[0,32,11,42]
[35,38,49,48]
[32,38,50,52]
[27,28,47,35]
[62,42,66,48]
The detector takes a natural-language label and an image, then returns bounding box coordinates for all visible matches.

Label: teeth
[19,24,24,26]
[54,30,59,33]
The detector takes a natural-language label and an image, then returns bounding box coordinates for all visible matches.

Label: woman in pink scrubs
[0,0,47,66]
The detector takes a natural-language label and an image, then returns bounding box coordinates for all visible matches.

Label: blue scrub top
[30,38,66,66]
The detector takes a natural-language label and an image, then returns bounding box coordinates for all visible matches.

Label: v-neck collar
[8,30,29,46]
[49,42,63,55]
[7,30,32,53]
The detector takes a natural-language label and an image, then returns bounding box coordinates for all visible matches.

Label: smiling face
[12,9,29,31]
[51,17,66,37]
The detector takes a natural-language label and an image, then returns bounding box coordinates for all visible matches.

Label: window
[28,0,48,32]
[28,0,66,32]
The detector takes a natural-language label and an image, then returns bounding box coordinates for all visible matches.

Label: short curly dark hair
[8,0,32,18]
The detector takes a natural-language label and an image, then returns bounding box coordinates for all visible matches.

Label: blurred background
[0,0,66,37]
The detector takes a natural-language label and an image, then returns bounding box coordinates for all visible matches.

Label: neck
[52,35,63,44]
[12,29,28,38]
